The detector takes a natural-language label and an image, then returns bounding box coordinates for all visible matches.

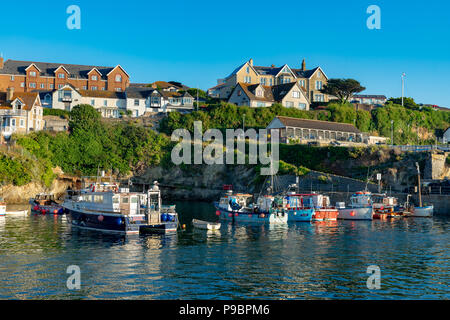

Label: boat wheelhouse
[63,181,178,234]
[284,193,339,222]
[337,191,373,220]
[30,193,63,215]
[214,191,287,224]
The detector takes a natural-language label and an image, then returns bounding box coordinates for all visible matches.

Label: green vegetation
[43,108,70,118]
[320,79,366,104]
[161,99,450,145]
[14,105,173,177]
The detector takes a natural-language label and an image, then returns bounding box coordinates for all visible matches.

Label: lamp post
[243,114,245,132]
[391,120,394,145]
[401,73,406,107]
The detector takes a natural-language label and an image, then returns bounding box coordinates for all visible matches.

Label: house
[351,95,387,105]
[266,116,364,143]
[209,58,329,103]
[125,86,195,116]
[0,56,130,93]
[228,82,310,109]
[50,84,126,118]
[442,127,450,144]
[0,88,43,139]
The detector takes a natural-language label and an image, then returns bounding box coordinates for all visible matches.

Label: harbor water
[0,201,448,299]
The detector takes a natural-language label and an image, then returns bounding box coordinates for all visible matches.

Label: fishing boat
[284,193,339,222]
[30,193,64,215]
[192,219,221,230]
[405,163,434,217]
[5,209,28,215]
[372,193,403,219]
[214,191,287,224]
[63,180,178,235]
[337,191,373,220]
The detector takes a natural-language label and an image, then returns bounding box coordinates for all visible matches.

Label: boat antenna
[416,162,422,207]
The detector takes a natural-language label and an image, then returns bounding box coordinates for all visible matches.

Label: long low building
[267,116,365,143]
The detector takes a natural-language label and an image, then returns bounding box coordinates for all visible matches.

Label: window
[246,67,250,73]
[122,197,129,204]
[82,86,87,90]
[40,83,45,89]
[44,94,51,102]
[134,99,139,106]
[244,76,251,83]
[115,88,122,92]
[298,80,305,87]
[11,119,16,127]
[269,78,273,86]
[260,78,266,85]
[314,94,325,102]
[20,119,25,127]
[317,71,322,77]
[11,75,14,81]
[20,82,25,88]
[49,84,54,89]
[292,91,300,98]
[29,82,36,88]
[58,73,65,79]
[91,86,97,90]
[30,71,36,77]
[285,101,294,108]
[104,100,108,106]
[115,75,122,82]
[91,99,95,105]
[101,87,106,91]
[298,103,306,110]
[58,84,63,89]
[256,101,266,107]
[94,195,103,203]
[237,90,241,96]
[91,75,98,81]
[256,89,263,97]
[151,96,159,105]
[315,81,323,90]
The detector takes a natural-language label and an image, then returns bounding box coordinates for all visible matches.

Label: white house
[228,82,310,109]
[443,127,450,144]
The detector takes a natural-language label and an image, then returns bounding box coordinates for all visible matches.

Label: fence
[389,145,450,152]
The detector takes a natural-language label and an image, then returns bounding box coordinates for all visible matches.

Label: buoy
[350,211,356,217]
[215,210,220,216]
[34,205,39,211]
[234,213,239,217]
[228,213,232,217]
[98,215,104,222]
[53,209,58,214]
[182,224,186,229]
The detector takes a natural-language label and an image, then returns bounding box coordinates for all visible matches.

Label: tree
[386,97,418,110]
[69,104,102,134]
[321,79,366,104]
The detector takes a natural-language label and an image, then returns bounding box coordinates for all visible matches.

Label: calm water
[0,201,448,300]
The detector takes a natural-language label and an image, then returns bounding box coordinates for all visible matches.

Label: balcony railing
[0,109,27,117]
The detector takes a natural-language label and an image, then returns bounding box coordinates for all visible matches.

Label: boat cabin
[218,191,253,212]
[285,193,332,208]
[349,192,372,208]
[34,193,57,205]
[372,193,398,209]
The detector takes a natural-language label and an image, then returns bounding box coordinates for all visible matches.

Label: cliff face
[0,177,73,204]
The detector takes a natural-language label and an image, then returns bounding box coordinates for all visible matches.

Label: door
[130,196,139,215]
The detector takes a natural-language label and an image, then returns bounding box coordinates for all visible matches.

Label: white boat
[0,199,5,217]
[337,191,373,220]
[192,219,221,230]
[410,205,433,217]
[5,209,28,216]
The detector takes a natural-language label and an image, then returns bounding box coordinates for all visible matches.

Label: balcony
[62,96,73,102]
[0,109,27,117]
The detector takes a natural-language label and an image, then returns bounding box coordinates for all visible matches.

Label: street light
[401,73,406,107]
[391,120,394,145]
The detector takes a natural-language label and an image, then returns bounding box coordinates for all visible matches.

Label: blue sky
[0,0,449,106]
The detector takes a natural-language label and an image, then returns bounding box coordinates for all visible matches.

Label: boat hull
[287,207,314,222]
[411,206,433,217]
[30,200,64,215]
[65,207,141,234]
[338,207,373,220]
[192,219,221,230]
[313,208,339,221]
[216,208,287,224]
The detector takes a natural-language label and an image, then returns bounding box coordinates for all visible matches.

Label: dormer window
[256,89,263,97]
[58,73,65,79]
[115,75,122,82]
[91,75,98,81]
[30,71,37,77]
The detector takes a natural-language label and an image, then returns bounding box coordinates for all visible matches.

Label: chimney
[6,87,14,101]
[249,58,253,66]
[302,59,306,71]
[271,64,275,68]
[0,56,3,69]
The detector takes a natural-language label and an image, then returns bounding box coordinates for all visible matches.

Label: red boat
[29,193,64,215]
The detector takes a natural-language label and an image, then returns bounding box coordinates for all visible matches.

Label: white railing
[388,145,450,152]
[0,109,27,116]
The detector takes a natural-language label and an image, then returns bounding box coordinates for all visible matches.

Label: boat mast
[415,162,422,207]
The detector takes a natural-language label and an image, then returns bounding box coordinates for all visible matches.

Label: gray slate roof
[0,59,117,80]
[275,116,361,134]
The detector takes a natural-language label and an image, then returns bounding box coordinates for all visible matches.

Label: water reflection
[0,201,448,299]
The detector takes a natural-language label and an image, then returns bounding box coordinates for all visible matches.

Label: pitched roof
[236,82,306,103]
[0,91,40,110]
[353,95,387,99]
[78,90,126,99]
[273,116,361,134]
[125,86,155,99]
[0,59,122,80]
